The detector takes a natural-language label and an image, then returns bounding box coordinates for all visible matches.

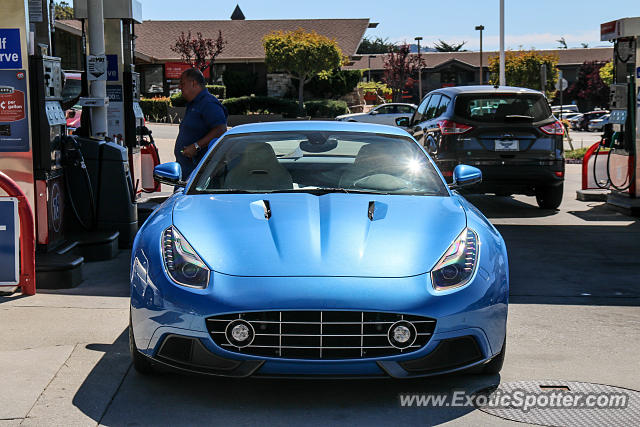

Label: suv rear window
[454,94,552,122]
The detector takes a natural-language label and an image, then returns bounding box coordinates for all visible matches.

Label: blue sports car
[130,121,508,378]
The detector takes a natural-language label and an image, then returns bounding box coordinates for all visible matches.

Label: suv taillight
[540,121,565,135]
[438,120,473,135]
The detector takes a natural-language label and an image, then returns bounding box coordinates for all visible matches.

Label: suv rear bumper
[438,160,564,195]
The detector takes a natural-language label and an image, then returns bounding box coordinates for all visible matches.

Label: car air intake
[206,311,436,360]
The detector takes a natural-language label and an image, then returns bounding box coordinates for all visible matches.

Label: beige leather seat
[340,144,391,187]
[224,143,293,191]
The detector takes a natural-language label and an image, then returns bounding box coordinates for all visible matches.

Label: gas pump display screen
[0,70,29,152]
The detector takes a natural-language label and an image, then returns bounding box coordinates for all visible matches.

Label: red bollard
[0,171,36,295]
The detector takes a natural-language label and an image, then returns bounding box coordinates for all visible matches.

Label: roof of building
[344,47,614,70]
[57,18,370,63]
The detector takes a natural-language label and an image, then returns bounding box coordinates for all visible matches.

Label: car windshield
[455,94,552,122]
[190,131,448,196]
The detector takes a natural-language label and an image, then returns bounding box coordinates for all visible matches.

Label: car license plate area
[495,140,519,151]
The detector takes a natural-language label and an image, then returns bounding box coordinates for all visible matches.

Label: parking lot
[0,124,638,426]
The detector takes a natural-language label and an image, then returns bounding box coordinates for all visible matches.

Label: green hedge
[206,85,226,99]
[139,98,169,121]
[169,85,226,107]
[142,95,342,121]
[223,70,260,97]
[169,92,186,107]
[304,99,349,117]
[222,96,299,118]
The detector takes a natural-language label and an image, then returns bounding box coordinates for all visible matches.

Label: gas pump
[599,18,640,212]
[29,55,68,250]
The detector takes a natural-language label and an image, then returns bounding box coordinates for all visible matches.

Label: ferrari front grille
[206,311,436,360]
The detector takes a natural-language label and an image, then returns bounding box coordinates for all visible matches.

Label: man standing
[174,68,228,178]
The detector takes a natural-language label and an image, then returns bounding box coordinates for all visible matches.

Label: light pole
[368,55,375,82]
[415,36,423,99]
[475,25,484,85]
[499,0,505,86]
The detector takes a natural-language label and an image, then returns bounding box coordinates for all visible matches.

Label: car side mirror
[450,165,482,188]
[395,117,410,127]
[370,110,379,115]
[154,162,186,187]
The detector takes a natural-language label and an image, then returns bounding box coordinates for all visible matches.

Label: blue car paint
[172,193,465,277]
[130,121,509,377]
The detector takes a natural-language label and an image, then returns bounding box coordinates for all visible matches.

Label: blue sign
[0,198,19,286]
[0,29,22,69]
[107,54,118,81]
[637,67,640,79]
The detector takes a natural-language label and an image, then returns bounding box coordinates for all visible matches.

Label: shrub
[223,70,260,97]
[169,85,226,107]
[222,96,299,117]
[299,69,363,99]
[206,84,226,99]
[304,99,348,117]
[140,97,170,122]
[357,81,392,96]
[169,92,186,107]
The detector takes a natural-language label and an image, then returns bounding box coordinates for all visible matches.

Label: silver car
[336,103,417,127]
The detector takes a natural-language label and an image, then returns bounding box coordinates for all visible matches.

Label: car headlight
[431,228,478,291]
[162,226,210,288]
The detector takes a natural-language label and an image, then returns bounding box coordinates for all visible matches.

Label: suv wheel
[535,183,563,209]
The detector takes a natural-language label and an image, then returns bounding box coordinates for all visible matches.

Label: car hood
[172,193,466,277]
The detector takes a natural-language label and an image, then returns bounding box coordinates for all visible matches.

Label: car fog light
[387,321,417,349]
[232,324,250,342]
[393,325,411,343]
[225,320,255,348]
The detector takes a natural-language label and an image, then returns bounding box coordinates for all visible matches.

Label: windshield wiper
[504,114,534,121]
[197,189,278,194]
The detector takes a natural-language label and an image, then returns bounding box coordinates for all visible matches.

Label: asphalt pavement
[0,123,638,426]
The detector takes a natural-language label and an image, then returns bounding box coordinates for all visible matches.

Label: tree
[357,36,396,54]
[383,44,425,102]
[488,50,559,98]
[566,61,610,110]
[54,1,74,19]
[557,37,568,49]
[170,31,227,84]
[302,69,363,99]
[432,40,467,52]
[599,61,613,86]
[263,28,343,115]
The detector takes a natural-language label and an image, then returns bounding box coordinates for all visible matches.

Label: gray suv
[398,86,565,209]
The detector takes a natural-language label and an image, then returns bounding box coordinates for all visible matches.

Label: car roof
[225,120,412,137]
[375,103,417,107]
[427,85,544,96]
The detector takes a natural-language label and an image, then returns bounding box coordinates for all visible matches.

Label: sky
[140,0,640,51]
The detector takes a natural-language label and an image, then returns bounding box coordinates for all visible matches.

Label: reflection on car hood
[172,193,466,277]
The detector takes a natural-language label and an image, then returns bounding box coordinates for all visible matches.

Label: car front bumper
[130,252,508,378]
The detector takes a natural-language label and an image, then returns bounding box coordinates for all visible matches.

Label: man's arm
[181,124,227,158]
